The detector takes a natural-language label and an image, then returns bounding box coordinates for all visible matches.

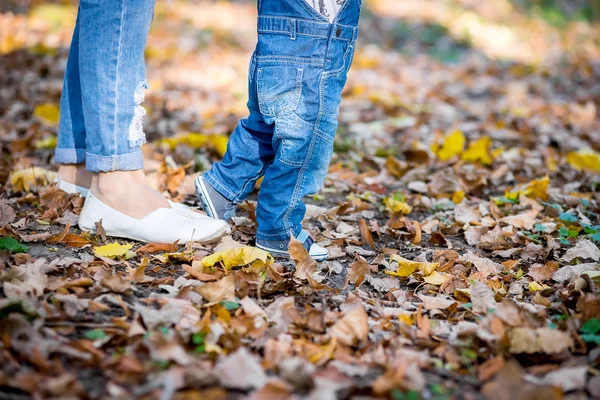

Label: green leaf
[192,332,205,345]
[559,212,578,223]
[559,226,570,237]
[158,326,170,335]
[580,318,600,335]
[0,237,29,253]
[220,300,240,311]
[85,329,108,340]
[534,223,547,232]
[580,334,600,345]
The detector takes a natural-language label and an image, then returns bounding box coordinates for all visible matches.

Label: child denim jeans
[203,0,361,249]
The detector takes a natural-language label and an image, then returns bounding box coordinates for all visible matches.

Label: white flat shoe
[56,179,90,197]
[55,178,210,219]
[79,192,228,244]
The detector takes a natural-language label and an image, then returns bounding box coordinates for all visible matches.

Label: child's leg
[202,63,276,204]
[253,0,361,255]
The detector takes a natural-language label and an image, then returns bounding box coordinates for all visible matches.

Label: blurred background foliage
[1,0,599,64]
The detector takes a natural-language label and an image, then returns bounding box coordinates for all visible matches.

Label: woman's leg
[75,0,168,218]
[55,11,93,189]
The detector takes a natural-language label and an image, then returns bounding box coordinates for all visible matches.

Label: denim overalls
[204,0,361,249]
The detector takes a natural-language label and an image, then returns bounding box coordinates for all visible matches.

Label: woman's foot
[91,170,169,219]
[79,170,228,243]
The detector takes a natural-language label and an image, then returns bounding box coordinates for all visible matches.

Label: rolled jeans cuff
[55,148,86,165]
[85,150,144,173]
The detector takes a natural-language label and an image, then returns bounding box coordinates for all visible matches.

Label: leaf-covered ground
[1,1,600,399]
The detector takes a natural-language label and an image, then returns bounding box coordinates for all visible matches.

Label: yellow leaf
[452,190,465,204]
[34,135,57,149]
[461,136,493,165]
[10,167,56,191]
[423,271,449,285]
[208,135,229,157]
[434,130,465,161]
[387,255,438,277]
[528,281,550,292]
[160,133,229,157]
[94,242,134,258]
[202,246,274,272]
[527,175,549,200]
[383,197,412,215]
[34,103,60,126]
[397,313,414,326]
[567,148,600,174]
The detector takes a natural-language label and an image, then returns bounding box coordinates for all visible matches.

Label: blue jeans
[204,0,361,244]
[55,0,155,172]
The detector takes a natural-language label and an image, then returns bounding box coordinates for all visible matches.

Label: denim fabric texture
[204,0,361,245]
[55,0,156,172]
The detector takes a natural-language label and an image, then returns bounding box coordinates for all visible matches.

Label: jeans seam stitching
[113,0,127,164]
[204,173,239,202]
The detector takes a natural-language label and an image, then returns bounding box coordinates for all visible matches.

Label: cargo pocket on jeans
[257,66,303,119]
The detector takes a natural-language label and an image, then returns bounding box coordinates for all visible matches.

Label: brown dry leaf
[482,361,562,400]
[346,256,370,287]
[500,210,538,230]
[290,238,317,281]
[561,239,600,262]
[196,275,235,303]
[527,261,558,282]
[137,241,179,254]
[0,200,16,226]
[100,273,132,294]
[214,347,267,390]
[418,294,457,311]
[508,327,573,354]
[462,252,502,278]
[329,305,368,346]
[471,280,497,314]
[359,218,377,250]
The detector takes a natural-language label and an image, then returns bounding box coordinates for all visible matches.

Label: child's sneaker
[194,175,237,221]
[256,230,329,261]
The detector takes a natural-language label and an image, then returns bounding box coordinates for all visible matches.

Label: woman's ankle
[58,164,94,188]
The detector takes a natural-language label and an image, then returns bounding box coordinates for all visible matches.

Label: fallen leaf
[359,218,377,250]
[388,255,439,277]
[290,238,317,281]
[461,136,493,165]
[9,167,56,192]
[202,246,273,272]
[433,130,465,161]
[567,148,600,173]
[329,305,369,346]
[508,327,573,354]
[137,241,179,254]
[0,201,16,226]
[214,347,267,390]
[196,275,235,303]
[471,280,497,314]
[94,242,134,258]
[33,103,60,125]
[346,256,370,287]
[561,239,600,262]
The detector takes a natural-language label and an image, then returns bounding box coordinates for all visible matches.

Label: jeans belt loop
[290,18,297,40]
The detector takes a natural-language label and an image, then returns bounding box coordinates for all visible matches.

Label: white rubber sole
[256,243,329,262]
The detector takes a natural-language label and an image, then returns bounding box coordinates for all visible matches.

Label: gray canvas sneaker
[194,175,237,221]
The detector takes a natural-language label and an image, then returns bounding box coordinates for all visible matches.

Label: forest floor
[1,1,600,399]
